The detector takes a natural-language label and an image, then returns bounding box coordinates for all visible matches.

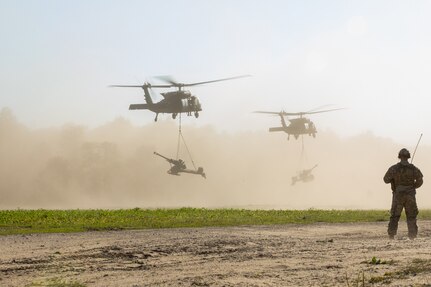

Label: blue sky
[1,0,431,145]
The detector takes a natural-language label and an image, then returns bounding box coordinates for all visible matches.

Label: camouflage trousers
[388,190,419,238]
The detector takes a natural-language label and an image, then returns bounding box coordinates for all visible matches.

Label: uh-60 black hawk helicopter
[254,107,344,140]
[111,75,249,122]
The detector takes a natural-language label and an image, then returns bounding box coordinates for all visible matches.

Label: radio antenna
[411,133,423,164]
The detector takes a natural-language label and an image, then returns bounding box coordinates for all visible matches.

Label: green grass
[363,256,394,265]
[368,258,431,284]
[1,208,431,235]
[29,278,86,287]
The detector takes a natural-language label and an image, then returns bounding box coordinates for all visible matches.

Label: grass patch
[29,278,86,287]
[1,208,431,235]
[362,256,394,265]
[368,258,431,284]
[368,273,393,284]
[345,271,366,287]
[396,258,431,278]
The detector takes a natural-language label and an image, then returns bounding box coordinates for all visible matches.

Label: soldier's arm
[383,167,394,184]
[414,168,424,188]
[415,178,423,188]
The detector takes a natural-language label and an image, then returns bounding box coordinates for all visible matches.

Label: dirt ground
[1,221,431,286]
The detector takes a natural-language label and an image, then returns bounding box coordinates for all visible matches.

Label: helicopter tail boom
[269,127,286,132]
[129,104,151,110]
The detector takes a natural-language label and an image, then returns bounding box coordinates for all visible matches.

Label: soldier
[383,148,423,239]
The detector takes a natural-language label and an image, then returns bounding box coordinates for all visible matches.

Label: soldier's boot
[388,215,400,239]
[407,217,418,239]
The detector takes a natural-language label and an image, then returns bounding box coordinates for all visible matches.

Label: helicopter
[111,75,249,122]
[254,107,344,140]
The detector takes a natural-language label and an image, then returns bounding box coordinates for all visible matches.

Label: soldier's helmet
[398,148,411,159]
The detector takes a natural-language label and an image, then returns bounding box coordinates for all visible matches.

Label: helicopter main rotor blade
[279,108,345,116]
[151,74,250,88]
[184,75,251,87]
[109,85,143,88]
[109,84,172,88]
[253,111,285,115]
[306,104,334,113]
[280,112,305,116]
[154,75,179,86]
[304,107,345,115]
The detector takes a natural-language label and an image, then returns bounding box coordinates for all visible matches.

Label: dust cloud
[0,107,429,210]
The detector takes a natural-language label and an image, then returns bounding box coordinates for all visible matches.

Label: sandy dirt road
[1,221,431,286]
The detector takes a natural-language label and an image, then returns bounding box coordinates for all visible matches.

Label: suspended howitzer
[154,152,186,169]
[291,164,318,185]
[306,164,318,173]
[154,152,206,179]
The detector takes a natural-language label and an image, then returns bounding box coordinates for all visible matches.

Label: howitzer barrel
[154,152,170,161]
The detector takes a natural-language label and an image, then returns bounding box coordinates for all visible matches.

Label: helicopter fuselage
[129,90,202,121]
[269,116,317,140]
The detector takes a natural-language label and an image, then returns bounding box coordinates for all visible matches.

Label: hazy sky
[1,0,431,145]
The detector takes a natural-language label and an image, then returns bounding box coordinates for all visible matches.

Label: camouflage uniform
[384,158,423,239]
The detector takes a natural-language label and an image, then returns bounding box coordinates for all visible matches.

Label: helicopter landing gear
[194,112,199,118]
[172,113,178,119]
[154,113,159,122]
